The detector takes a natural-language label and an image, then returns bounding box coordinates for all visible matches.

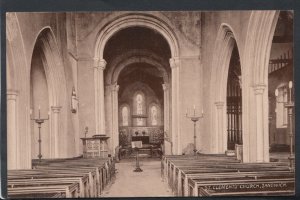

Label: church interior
[5,10,295,197]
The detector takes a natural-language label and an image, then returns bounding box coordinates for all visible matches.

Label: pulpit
[81,135,110,158]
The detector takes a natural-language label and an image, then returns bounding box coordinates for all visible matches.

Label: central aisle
[102,158,172,197]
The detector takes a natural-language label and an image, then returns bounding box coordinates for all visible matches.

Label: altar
[119,127,163,158]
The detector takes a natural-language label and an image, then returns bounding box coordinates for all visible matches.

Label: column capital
[112,84,120,92]
[169,57,180,69]
[215,101,224,109]
[253,84,266,95]
[51,106,62,113]
[7,90,18,100]
[93,58,107,70]
[162,83,170,91]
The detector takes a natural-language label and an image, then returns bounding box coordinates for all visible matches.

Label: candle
[30,109,32,115]
[289,81,293,89]
[193,105,196,116]
[289,81,293,102]
[202,109,204,114]
[38,105,41,111]
[275,89,278,97]
[186,109,188,115]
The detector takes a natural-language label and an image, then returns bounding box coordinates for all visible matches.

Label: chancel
[5,10,295,198]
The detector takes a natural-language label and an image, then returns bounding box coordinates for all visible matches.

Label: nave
[7,152,294,198]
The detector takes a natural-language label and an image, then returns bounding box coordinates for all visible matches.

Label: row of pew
[161,154,295,197]
[7,157,115,198]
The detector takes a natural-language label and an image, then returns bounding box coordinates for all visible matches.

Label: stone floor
[102,158,172,197]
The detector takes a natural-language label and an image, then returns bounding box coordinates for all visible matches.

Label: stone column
[51,106,61,158]
[162,83,170,154]
[94,58,106,134]
[254,84,266,162]
[111,84,119,155]
[215,102,224,153]
[170,57,180,155]
[7,90,18,169]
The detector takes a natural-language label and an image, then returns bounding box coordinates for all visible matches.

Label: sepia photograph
[4,8,295,198]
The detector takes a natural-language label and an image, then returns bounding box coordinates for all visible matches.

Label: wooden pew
[8,170,91,197]
[190,178,295,196]
[8,184,79,198]
[162,155,295,196]
[8,177,87,197]
[8,157,115,198]
[32,157,115,195]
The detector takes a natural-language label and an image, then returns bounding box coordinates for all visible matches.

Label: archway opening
[268,11,293,154]
[103,26,172,157]
[226,43,242,151]
[118,63,164,157]
[30,43,50,159]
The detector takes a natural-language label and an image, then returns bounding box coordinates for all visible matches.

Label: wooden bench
[190,178,295,196]
[8,157,115,198]
[8,170,92,197]
[8,184,79,198]
[8,177,88,197]
[162,154,295,196]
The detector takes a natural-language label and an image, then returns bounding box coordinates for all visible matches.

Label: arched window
[136,94,143,115]
[275,84,288,128]
[122,106,129,126]
[134,92,145,126]
[151,105,158,125]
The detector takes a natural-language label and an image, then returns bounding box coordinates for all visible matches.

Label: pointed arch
[209,23,241,153]
[242,11,279,162]
[30,27,68,158]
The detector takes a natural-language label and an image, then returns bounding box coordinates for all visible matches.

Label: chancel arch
[101,24,174,155]
[95,14,180,155]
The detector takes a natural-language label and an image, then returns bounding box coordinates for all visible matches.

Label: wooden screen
[227,45,242,150]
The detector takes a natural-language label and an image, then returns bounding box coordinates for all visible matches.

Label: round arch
[94,13,180,60]
[105,49,169,85]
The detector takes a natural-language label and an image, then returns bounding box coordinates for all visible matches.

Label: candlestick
[186,107,204,155]
[31,106,49,162]
[274,81,294,170]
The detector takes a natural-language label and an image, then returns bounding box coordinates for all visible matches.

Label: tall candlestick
[186,106,204,156]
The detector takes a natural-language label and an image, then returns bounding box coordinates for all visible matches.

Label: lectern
[81,135,110,158]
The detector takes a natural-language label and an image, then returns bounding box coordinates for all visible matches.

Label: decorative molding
[51,106,62,113]
[253,84,266,95]
[162,83,169,91]
[215,101,224,109]
[94,58,107,70]
[169,57,180,68]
